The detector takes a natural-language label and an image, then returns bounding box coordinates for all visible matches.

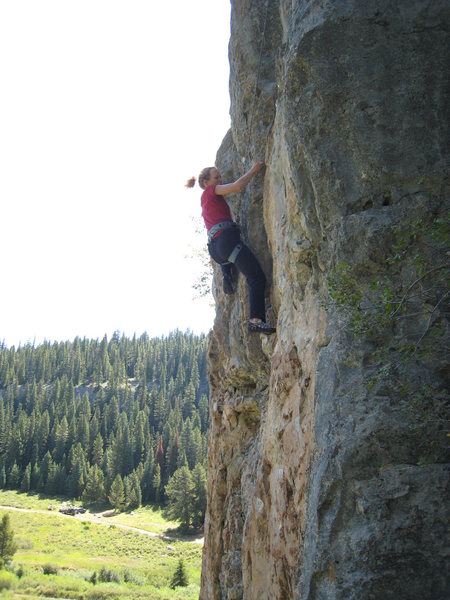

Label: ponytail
[185,166,215,190]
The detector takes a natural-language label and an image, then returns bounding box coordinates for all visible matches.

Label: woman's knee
[236,246,260,271]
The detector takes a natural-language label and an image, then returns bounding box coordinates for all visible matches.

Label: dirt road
[0,504,204,545]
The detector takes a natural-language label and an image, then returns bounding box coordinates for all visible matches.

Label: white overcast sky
[0,1,231,347]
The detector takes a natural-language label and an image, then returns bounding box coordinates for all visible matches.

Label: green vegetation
[108,473,126,512]
[0,513,16,568]
[165,464,207,531]
[328,216,449,348]
[0,331,209,529]
[0,489,183,536]
[326,213,449,463]
[1,505,202,598]
[171,559,189,589]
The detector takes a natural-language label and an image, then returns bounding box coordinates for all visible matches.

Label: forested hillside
[0,331,209,524]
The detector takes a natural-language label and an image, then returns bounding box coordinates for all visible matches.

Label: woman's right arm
[215,161,263,196]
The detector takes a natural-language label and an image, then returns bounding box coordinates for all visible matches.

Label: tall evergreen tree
[153,464,161,503]
[82,465,106,503]
[124,471,142,509]
[91,433,104,466]
[0,466,6,489]
[155,435,165,482]
[7,463,20,489]
[191,463,207,528]
[0,513,17,568]
[20,463,32,492]
[108,474,125,512]
[165,466,194,531]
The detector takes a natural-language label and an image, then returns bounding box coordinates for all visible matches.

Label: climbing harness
[208,238,243,266]
[227,242,243,264]
[207,220,236,242]
[207,221,243,266]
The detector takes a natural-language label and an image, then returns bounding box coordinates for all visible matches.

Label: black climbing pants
[209,227,266,321]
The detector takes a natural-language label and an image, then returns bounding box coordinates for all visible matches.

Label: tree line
[0,331,209,529]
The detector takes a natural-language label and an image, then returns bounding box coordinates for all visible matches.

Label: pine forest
[0,331,209,530]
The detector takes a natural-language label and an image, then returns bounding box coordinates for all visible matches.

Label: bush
[15,537,33,550]
[16,564,25,578]
[123,569,145,585]
[43,563,58,575]
[0,570,17,591]
[98,566,120,583]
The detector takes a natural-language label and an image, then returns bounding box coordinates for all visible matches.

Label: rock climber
[186,162,276,335]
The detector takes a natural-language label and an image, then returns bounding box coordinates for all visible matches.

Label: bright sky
[0,1,231,348]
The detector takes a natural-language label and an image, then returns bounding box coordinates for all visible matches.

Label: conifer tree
[141,453,155,502]
[108,474,125,512]
[177,450,188,470]
[170,558,188,588]
[167,431,179,477]
[0,513,17,568]
[198,394,209,433]
[191,463,207,528]
[7,463,20,489]
[155,435,165,481]
[65,460,83,497]
[20,463,31,492]
[153,464,161,503]
[124,471,142,509]
[182,381,196,420]
[134,416,145,465]
[39,451,52,488]
[54,416,69,463]
[91,433,104,466]
[28,463,38,489]
[82,465,106,503]
[165,466,193,531]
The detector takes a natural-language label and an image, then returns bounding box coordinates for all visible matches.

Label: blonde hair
[185,167,215,190]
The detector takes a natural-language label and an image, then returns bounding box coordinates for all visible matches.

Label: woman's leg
[213,230,266,321]
[234,246,266,321]
[221,263,237,295]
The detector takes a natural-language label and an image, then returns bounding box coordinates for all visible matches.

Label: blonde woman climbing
[186,162,275,335]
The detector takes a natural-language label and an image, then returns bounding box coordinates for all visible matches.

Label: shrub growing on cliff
[328,215,449,351]
[325,213,449,462]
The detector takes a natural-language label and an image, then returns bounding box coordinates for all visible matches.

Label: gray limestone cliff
[200,1,449,599]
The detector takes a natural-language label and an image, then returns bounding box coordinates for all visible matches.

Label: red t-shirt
[201,185,232,231]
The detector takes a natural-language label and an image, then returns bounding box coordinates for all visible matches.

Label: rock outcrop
[200,1,449,599]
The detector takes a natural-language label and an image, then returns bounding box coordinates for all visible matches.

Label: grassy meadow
[0,490,203,599]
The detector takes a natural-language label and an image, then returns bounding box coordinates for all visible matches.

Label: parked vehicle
[59,504,86,516]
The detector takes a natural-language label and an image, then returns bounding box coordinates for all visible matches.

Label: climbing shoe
[248,321,276,335]
[223,267,237,295]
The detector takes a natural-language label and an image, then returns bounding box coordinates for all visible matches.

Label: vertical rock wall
[201,1,449,599]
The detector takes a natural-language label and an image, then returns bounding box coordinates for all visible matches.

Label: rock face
[200,2,449,599]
